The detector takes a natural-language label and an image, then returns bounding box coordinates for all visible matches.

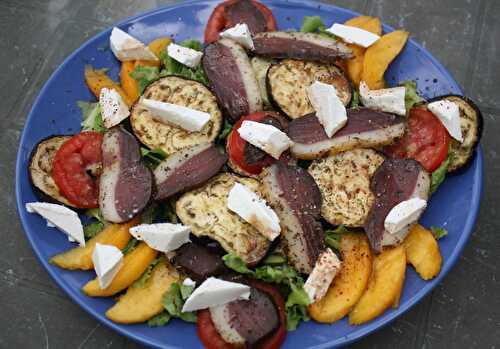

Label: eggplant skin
[427,95,483,173]
[28,135,76,207]
[266,59,351,119]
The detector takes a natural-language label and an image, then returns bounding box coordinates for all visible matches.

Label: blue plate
[15,0,483,348]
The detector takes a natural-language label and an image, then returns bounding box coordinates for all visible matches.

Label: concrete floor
[2,0,499,348]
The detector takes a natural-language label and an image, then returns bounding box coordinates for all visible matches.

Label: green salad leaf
[324,225,351,251]
[161,282,197,323]
[122,238,138,254]
[132,255,165,288]
[431,226,448,240]
[262,252,287,266]
[160,40,208,85]
[223,254,311,331]
[78,101,105,132]
[350,89,360,108]
[141,147,167,170]
[300,16,335,39]
[147,312,171,327]
[430,152,452,194]
[401,80,424,113]
[131,65,160,94]
[83,208,107,239]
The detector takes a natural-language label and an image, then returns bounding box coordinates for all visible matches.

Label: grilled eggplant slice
[267,59,351,119]
[427,95,483,172]
[99,127,153,223]
[309,149,385,227]
[29,136,75,207]
[364,158,430,253]
[203,39,263,121]
[288,108,406,159]
[261,163,324,274]
[176,173,271,265]
[253,32,352,63]
[130,76,222,156]
[154,143,227,201]
[251,56,275,108]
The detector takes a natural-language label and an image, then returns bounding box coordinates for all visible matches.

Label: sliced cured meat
[174,243,228,283]
[203,39,263,121]
[99,127,153,223]
[364,158,430,252]
[288,108,405,159]
[261,163,324,274]
[154,143,227,201]
[209,287,280,347]
[253,31,352,63]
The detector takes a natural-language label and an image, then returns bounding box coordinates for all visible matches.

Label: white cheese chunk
[220,23,255,50]
[26,202,85,247]
[359,81,407,116]
[109,27,158,62]
[427,100,463,142]
[167,43,203,68]
[304,248,341,303]
[129,223,191,253]
[227,183,281,240]
[326,23,380,48]
[237,120,293,159]
[92,243,123,289]
[384,198,427,236]
[182,277,251,312]
[139,98,210,132]
[307,81,347,137]
[183,277,197,288]
[99,88,130,128]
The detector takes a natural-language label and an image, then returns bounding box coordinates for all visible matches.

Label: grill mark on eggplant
[253,32,352,63]
[203,39,262,121]
[243,114,288,165]
[364,158,430,252]
[225,0,268,34]
[154,143,227,201]
[174,243,228,283]
[99,127,152,222]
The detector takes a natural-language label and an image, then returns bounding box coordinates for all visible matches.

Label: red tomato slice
[204,0,277,44]
[197,280,286,349]
[385,108,450,172]
[227,112,285,175]
[52,132,103,208]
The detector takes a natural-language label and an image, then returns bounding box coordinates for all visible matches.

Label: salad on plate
[25,0,483,348]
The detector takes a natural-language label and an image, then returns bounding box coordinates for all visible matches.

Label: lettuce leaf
[121,238,138,254]
[324,225,351,251]
[83,208,106,239]
[78,101,105,132]
[431,226,448,240]
[132,255,165,288]
[140,147,167,170]
[160,40,208,85]
[161,282,197,323]
[147,312,171,327]
[130,65,160,94]
[430,152,452,194]
[401,80,424,113]
[300,16,335,39]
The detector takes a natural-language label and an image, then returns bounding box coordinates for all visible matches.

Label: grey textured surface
[3,0,499,348]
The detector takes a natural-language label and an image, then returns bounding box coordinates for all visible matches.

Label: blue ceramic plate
[15,0,482,348]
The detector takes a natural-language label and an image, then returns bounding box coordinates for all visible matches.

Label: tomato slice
[227,112,288,175]
[197,280,286,349]
[52,132,103,208]
[384,108,450,172]
[204,0,277,44]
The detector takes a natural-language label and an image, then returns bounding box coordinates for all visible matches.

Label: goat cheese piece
[129,223,191,253]
[304,248,342,303]
[92,243,124,289]
[237,120,293,159]
[109,27,158,62]
[307,81,347,137]
[139,98,210,132]
[427,100,463,142]
[227,183,281,240]
[167,43,203,68]
[359,81,407,116]
[182,277,251,312]
[99,88,130,128]
[26,202,85,247]
[326,23,380,48]
[220,23,255,50]
[384,198,427,236]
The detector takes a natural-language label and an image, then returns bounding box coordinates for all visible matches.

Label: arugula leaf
[223,254,311,331]
[132,255,164,288]
[300,16,335,39]
[431,226,448,240]
[131,65,160,94]
[122,238,138,254]
[324,225,351,250]
[161,282,197,323]
[147,312,171,327]
[160,40,208,85]
[78,101,105,132]
[401,80,424,113]
[430,152,452,194]
[141,147,167,170]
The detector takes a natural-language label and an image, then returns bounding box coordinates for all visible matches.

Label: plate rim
[15,1,483,348]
